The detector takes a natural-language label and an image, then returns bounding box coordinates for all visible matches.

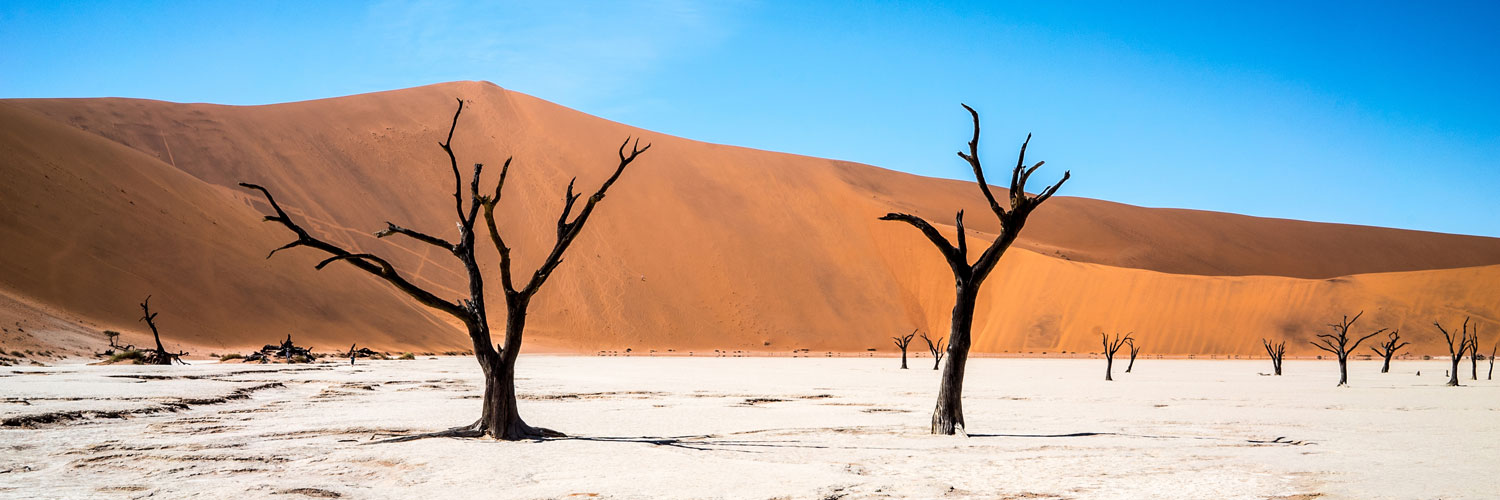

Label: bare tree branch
[375,222,457,252]
[240,182,466,319]
[957,103,1005,219]
[520,137,650,297]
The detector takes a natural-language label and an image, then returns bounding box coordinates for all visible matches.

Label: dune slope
[2,81,1496,356]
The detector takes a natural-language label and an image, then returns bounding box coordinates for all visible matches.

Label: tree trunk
[1380,354,1391,373]
[1105,356,1114,381]
[455,305,560,440]
[1447,357,1461,386]
[900,348,908,369]
[1471,355,1478,381]
[932,286,974,435]
[1126,351,1136,373]
[1337,357,1348,386]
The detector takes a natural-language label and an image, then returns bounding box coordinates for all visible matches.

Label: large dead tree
[138,296,186,365]
[892,330,916,369]
[1262,338,1285,376]
[1101,332,1132,381]
[921,332,947,371]
[881,104,1068,435]
[1309,312,1382,387]
[1124,337,1140,373]
[1434,318,1473,387]
[242,99,647,440]
[1369,330,1408,374]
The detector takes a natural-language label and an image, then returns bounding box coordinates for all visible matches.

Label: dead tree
[244,335,315,363]
[1124,337,1140,373]
[1101,332,1132,381]
[138,296,186,365]
[1485,341,1497,381]
[1466,327,1481,380]
[892,330,916,369]
[921,332,947,371]
[880,104,1068,435]
[1262,338,1285,375]
[242,98,648,440]
[1309,312,1382,387]
[1369,330,1408,374]
[1434,318,1473,387]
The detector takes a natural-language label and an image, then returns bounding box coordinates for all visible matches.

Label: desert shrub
[398,352,415,360]
[219,353,244,361]
[290,354,310,363]
[109,350,145,364]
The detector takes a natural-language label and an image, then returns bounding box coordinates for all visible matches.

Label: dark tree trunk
[1105,357,1114,381]
[1337,357,1348,386]
[932,287,975,435]
[1448,357,1462,386]
[1379,354,1391,373]
[1126,347,1137,373]
[1489,343,1496,380]
[469,304,561,439]
[901,349,909,369]
[1470,349,1479,381]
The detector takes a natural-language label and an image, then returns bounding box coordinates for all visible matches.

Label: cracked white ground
[1,356,1495,499]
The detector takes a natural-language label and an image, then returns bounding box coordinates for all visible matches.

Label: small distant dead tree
[1488,342,1496,381]
[1309,311,1382,387]
[1124,337,1140,373]
[1101,332,1132,381]
[1262,338,1285,376]
[880,104,1068,435]
[921,332,946,370]
[1434,318,1474,387]
[1466,327,1481,381]
[1369,330,1408,374]
[138,296,186,365]
[892,330,916,369]
[242,99,648,440]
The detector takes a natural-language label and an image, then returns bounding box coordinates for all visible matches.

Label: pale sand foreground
[1,357,1495,499]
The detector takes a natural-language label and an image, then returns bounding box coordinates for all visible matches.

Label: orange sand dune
[2,81,1496,356]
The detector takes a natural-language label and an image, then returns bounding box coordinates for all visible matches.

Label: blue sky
[3,1,1497,236]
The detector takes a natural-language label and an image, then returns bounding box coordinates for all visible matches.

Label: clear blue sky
[3,1,1497,237]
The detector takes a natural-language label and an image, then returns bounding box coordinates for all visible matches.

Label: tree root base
[370,420,566,444]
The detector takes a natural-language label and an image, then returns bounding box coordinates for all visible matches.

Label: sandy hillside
[1,81,1497,356]
[2,356,1496,499]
